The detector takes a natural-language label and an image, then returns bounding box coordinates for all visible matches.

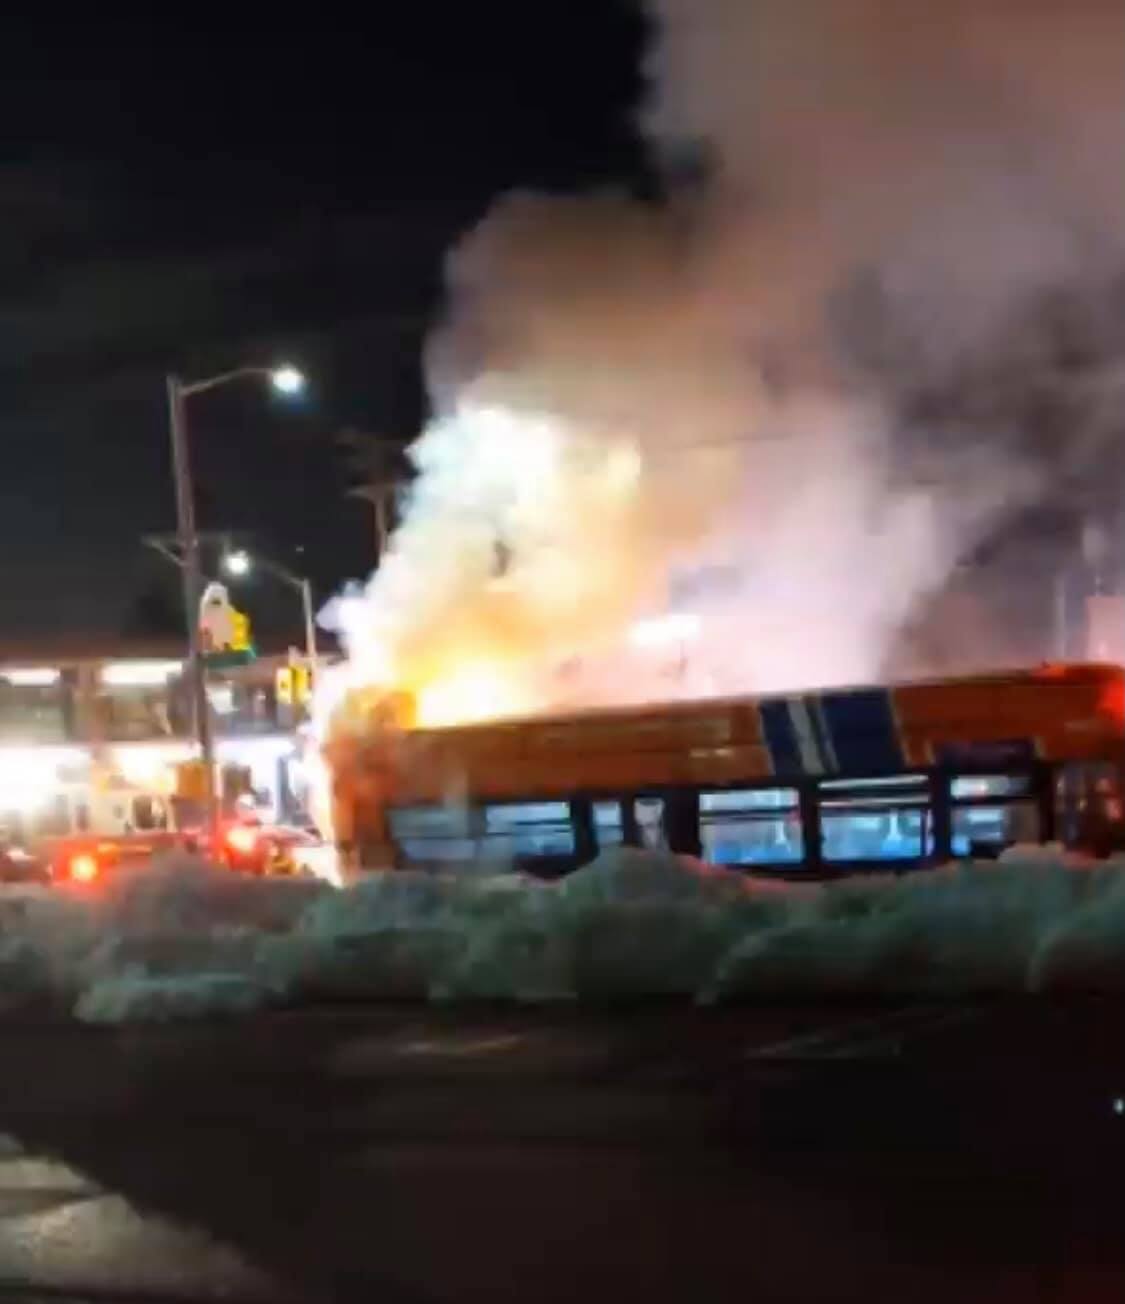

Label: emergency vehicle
[30,760,320,884]
[37,773,183,883]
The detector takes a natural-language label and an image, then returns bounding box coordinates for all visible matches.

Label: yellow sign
[200,582,254,664]
[231,609,251,652]
[276,664,312,707]
[294,664,311,703]
[174,760,209,802]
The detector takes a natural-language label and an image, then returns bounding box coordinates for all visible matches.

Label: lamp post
[166,364,306,847]
[222,549,318,680]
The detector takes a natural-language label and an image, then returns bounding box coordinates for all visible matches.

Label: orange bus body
[324,662,1125,874]
[385,663,1125,804]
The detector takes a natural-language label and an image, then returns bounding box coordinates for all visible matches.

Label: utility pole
[161,362,306,850]
[348,483,396,560]
[166,374,218,847]
[299,576,318,682]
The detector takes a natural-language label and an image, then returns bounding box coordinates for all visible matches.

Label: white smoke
[326,0,1125,725]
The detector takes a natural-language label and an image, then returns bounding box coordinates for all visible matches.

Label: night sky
[1,5,646,642]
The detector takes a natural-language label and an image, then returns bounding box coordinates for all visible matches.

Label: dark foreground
[0,1001,1123,1302]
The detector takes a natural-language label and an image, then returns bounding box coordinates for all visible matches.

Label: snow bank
[0,855,331,1021]
[1,846,1125,1020]
[75,972,272,1024]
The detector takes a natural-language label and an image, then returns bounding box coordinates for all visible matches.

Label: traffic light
[293,664,312,704]
[276,663,311,709]
[276,666,294,707]
[174,760,209,802]
[200,583,255,667]
[231,609,252,653]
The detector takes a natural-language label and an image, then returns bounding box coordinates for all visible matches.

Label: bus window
[482,802,575,858]
[950,774,1031,800]
[634,798,668,851]
[950,773,1039,856]
[388,805,476,864]
[819,775,932,863]
[699,788,803,866]
[951,803,1039,856]
[592,801,624,850]
[1055,762,1124,852]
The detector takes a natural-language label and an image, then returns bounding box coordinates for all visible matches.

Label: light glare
[69,854,99,883]
[416,664,524,728]
[0,668,61,687]
[270,365,305,396]
[223,550,252,577]
[100,661,183,687]
[630,612,702,649]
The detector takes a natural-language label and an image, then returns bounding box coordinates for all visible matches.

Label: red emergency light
[69,853,99,883]
[225,825,259,856]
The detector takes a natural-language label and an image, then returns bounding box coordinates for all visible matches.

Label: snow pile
[0,855,330,1022]
[261,871,486,1001]
[432,849,792,1002]
[703,852,1091,1001]
[6,847,1125,1020]
[76,972,270,1024]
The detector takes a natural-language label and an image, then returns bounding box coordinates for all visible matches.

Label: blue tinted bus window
[389,805,477,864]
[950,774,1030,800]
[952,802,1040,856]
[390,806,470,837]
[593,801,624,848]
[700,788,803,866]
[821,810,930,862]
[700,788,798,813]
[482,803,575,857]
[818,775,932,863]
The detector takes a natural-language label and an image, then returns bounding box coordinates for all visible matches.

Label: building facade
[0,638,321,826]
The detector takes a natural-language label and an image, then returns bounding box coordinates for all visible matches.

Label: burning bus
[321,661,1125,878]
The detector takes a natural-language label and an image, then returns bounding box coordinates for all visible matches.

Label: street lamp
[223,548,252,578]
[166,363,306,848]
[176,364,306,401]
[270,366,305,396]
[221,550,318,680]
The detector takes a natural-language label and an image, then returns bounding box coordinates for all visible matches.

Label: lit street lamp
[223,548,252,578]
[270,365,305,396]
[166,364,306,846]
[222,549,318,681]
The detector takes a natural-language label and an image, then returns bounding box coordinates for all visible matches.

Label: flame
[415,661,527,729]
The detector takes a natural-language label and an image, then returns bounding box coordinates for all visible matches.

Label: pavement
[0,1001,1123,1302]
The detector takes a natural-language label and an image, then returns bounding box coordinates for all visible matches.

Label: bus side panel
[395,744,775,805]
[893,671,1125,767]
[523,700,764,760]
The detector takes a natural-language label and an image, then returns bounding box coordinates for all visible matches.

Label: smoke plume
[326,0,1125,727]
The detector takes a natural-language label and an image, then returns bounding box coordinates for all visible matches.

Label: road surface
[0,1000,1122,1301]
